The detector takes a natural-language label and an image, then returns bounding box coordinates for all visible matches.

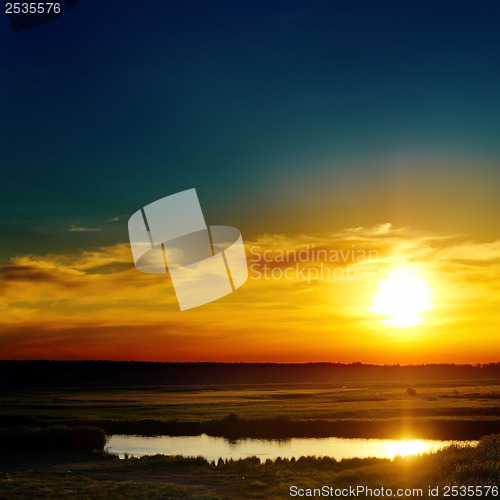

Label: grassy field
[1,435,499,499]
[2,380,500,421]
[2,380,499,439]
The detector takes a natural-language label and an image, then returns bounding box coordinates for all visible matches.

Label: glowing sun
[371,268,433,328]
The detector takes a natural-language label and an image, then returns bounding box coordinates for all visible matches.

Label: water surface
[106,434,477,462]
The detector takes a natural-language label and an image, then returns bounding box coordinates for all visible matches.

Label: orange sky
[1,223,499,363]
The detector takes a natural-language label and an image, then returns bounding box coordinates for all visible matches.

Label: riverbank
[3,414,499,441]
[1,435,498,499]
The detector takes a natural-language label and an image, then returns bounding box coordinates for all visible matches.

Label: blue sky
[2,0,500,261]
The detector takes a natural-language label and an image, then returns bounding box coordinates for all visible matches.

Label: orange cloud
[1,226,500,363]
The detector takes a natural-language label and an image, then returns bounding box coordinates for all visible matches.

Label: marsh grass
[2,381,500,440]
[2,381,500,425]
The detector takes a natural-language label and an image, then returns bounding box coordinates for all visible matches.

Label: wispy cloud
[68,224,102,232]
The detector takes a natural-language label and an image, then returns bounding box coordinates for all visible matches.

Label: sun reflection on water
[386,440,429,458]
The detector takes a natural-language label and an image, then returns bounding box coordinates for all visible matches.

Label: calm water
[106,434,477,462]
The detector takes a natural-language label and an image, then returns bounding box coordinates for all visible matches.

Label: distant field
[2,380,499,439]
[2,380,499,421]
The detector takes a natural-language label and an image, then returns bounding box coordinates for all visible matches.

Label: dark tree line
[1,360,499,390]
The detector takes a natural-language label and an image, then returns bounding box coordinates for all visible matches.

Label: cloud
[69,224,102,232]
[1,224,500,362]
[0,264,81,284]
[434,240,500,263]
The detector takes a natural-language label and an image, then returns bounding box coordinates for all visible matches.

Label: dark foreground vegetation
[0,434,498,499]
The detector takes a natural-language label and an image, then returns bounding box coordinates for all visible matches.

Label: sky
[1,1,500,363]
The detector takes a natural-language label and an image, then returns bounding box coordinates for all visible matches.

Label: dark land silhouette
[1,360,499,390]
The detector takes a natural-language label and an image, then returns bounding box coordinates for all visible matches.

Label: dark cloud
[0,265,74,284]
